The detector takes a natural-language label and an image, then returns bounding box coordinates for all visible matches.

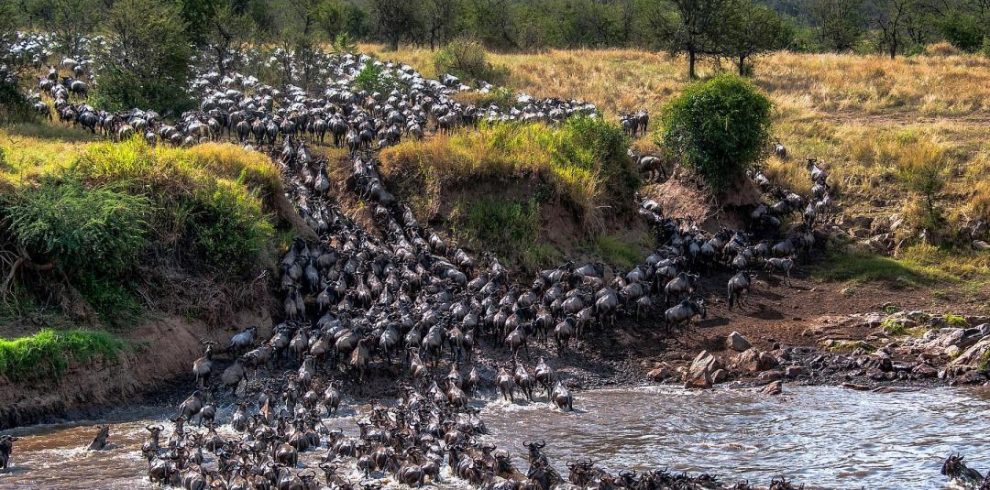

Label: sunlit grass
[0,328,125,380]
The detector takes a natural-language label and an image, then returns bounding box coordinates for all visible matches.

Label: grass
[813,247,955,286]
[827,339,877,353]
[594,234,646,270]
[380,117,636,233]
[0,328,125,380]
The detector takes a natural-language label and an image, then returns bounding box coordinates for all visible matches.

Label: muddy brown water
[1,386,988,489]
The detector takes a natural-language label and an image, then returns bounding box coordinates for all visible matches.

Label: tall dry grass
[364,44,990,119]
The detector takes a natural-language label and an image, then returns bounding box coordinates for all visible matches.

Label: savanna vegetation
[0,124,287,379]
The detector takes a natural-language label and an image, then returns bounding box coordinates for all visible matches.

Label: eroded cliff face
[0,309,270,429]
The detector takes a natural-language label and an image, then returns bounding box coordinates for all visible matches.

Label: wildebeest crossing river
[1,385,988,489]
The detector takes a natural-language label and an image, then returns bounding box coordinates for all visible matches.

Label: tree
[658,74,772,192]
[43,0,103,57]
[721,0,793,76]
[206,3,255,77]
[812,0,865,51]
[94,0,193,112]
[371,0,423,51]
[875,0,912,58]
[654,0,732,79]
[425,0,465,49]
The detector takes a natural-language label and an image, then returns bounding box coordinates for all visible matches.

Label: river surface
[1,385,988,489]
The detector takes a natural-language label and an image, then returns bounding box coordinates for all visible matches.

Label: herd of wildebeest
[4,31,987,490]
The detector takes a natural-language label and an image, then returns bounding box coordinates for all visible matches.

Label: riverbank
[0,310,270,429]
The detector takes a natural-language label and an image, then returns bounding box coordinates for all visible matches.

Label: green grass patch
[944,313,969,327]
[594,234,643,269]
[0,127,282,326]
[880,317,907,335]
[814,250,952,285]
[827,340,877,353]
[0,328,126,380]
[453,197,548,268]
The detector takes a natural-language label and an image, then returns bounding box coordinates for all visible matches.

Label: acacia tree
[721,0,792,75]
[371,0,423,51]
[206,3,254,78]
[43,0,103,57]
[94,0,192,112]
[654,0,731,79]
[875,0,912,58]
[425,0,465,50]
[812,0,865,51]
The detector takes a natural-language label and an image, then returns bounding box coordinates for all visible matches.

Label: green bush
[354,60,401,93]
[434,40,510,85]
[658,74,772,192]
[0,79,34,125]
[0,328,125,380]
[5,177,151,276]
[187,178,274,275]
[461,197,540,253]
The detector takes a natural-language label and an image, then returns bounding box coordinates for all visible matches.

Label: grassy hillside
[369,45,990,282]
[0,124,286,380]
[380,117,645,270]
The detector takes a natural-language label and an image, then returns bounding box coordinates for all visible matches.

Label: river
[1,385,987,489]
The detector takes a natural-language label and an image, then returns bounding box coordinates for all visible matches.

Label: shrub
[658,74,772,192]
[354,60,401,93]
[434,40,510,85]
[895,139,947,235]
[0,328,125,380]
[5,177,151,276]
[0,78,34,125]
[187,179,274,276]
[923,42,962,57]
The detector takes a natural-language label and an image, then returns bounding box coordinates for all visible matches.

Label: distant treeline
[8,0,989,55]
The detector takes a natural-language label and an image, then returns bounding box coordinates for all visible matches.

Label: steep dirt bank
[0,310,270,429]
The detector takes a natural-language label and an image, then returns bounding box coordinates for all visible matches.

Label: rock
[758,370,783,382]
[863,313,884,328]
[842,382,871,391]
[688,350,721,380]
[928,328,966,349]
[761,380,783,395]
[784,365,804,378]
[734,348,779,372]
[973,240,990,251]
[951,370,987,385]
[726,331,752,352]
[911,363,937,378]
[944,345,961,358]
[711,369,729,384]
[647,366,673,382]
[949,337,990,369]
[684,370,712,389]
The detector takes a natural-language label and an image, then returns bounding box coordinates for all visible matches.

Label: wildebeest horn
[538,440,546,448]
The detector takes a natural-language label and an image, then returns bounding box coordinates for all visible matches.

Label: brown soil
[0,309,270,430]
